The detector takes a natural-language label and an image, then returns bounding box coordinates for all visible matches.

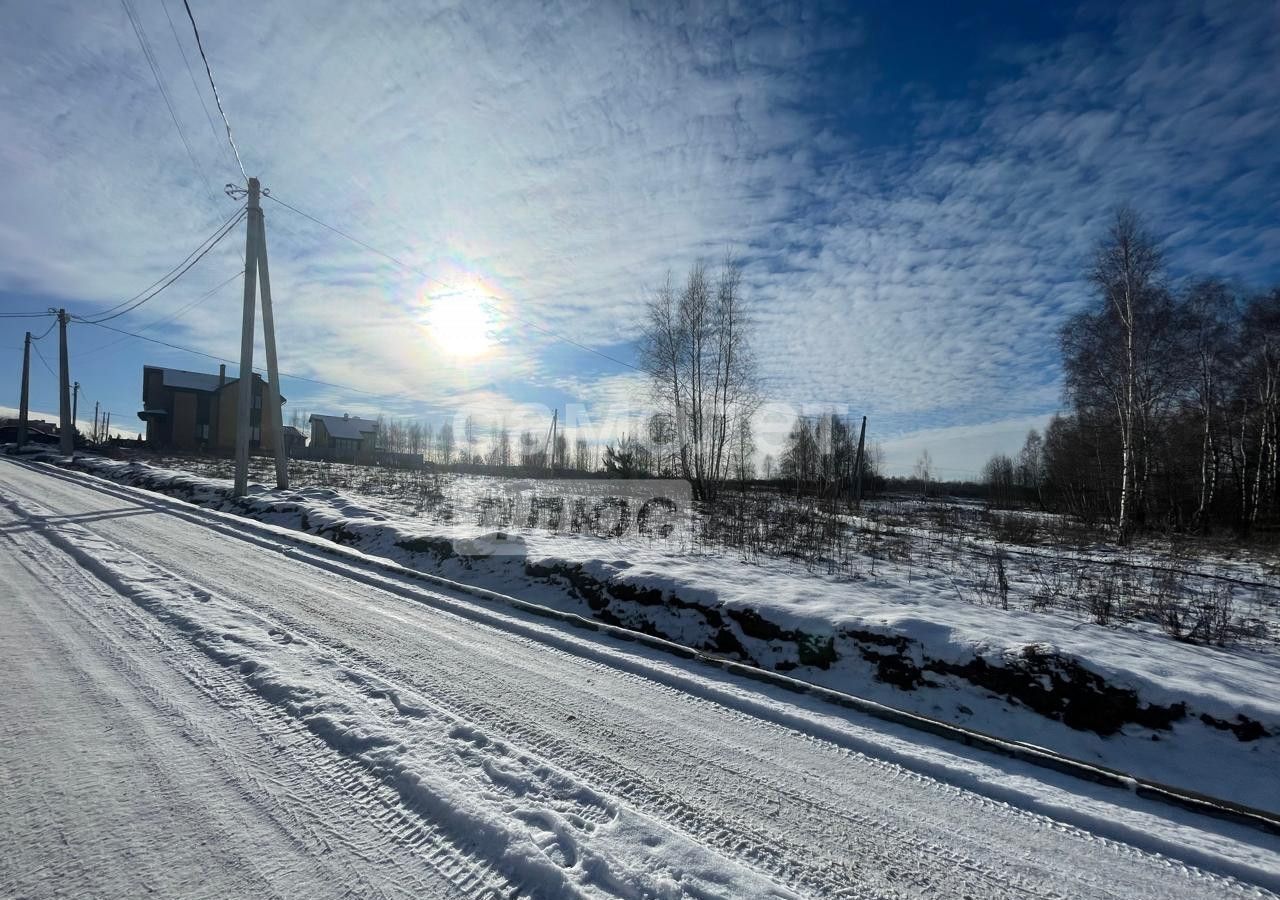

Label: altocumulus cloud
[0,0,1276,474]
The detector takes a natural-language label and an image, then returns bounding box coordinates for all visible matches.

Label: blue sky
[2,0,1278,476]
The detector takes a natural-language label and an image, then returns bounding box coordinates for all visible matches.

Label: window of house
[197,423,210,440]
[250,426,261,442]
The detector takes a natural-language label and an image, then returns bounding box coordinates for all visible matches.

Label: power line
[31,318,58,341]
[119,0,216,204]
[160,0,233,175]
[0,311,55,319]
[31,342,56,378]
[77,209,243,325]
[78,207,244,324]
[262,192,642,372]
[180,0,247,182]
[75,269,245,358]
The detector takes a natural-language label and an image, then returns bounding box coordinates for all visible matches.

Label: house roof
[144,365,285,401]
[310,414,378,440]
[152,367,226,392]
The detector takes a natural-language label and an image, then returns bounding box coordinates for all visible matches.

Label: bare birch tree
[1063,207,1165,540]
[640,257,760,501]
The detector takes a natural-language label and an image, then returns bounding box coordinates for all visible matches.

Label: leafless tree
[573,437,592,472]
[1238,290,1280,524]
[488,423,512,467]
[1017,429,1045,506]
[518,430,538,468]
[407,421,424,457]
[553,432,568,470]
[1063,207,1166,539]
[464,415,478,465]
[647,413,676,478]
[1183,279,1236,528]
[438,422,455,465]
[640,257,760,501]
[730,415,756,487]
[983,453,1017,508]
[913,449,933,494]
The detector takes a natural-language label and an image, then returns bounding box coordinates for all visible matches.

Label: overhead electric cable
[80,206,245,324]
[31,342,56,378]
[31,318,58,341]
[77,210,243,325]
[180,0,247,181]
[75,268,245,358]
[119,0,216,204]
[160,0,234,174]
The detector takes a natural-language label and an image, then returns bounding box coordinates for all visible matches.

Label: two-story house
[137,364,286,452]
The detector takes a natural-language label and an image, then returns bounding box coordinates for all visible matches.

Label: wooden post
[256,210,288,489]
[58,309,73,456]
[17,331,30,448]
[233,178,261,496]
[72,381,80,435]
[93,401,100,443]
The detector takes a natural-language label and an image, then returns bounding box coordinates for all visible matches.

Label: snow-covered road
[2,459,1277,899]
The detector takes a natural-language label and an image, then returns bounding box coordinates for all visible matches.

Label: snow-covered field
[3,456,1280,898]
[34,451,1280,819]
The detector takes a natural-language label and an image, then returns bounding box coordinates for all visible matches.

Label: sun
[425,290,493,357]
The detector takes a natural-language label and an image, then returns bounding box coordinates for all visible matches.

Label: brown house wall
[172,393,197,450]
[214,380,279,451]
[215,385,237,450]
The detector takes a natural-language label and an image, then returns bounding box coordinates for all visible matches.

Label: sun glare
[425,290,493,357]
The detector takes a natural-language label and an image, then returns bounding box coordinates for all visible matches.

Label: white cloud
[0,0,1276,468]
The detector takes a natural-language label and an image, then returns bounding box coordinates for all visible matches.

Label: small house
[308,413,379,462]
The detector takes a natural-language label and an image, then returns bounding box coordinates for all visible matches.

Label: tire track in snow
[2,501,517,900]
[4,463,1277,898]
[5,493,798,900]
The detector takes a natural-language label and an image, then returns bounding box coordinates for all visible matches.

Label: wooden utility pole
[72,381,80,435]
[233,177,288,495]
[17,331,31,448]
[58,309,73,456]
[853,415,867,509]
[93,401,100,443]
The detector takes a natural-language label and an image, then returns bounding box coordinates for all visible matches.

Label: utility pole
[853,415,867,509]
[232,176,288,495]
[255,199,288,490]
[58,309,73,456]
[72,381,80,436]
[233,179,262,496]
[93,401,100,443]
[548,408,557,471]
[17,331,31,448]
[104,412,111,442]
